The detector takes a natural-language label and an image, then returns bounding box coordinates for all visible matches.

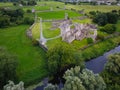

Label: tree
[101,53,120,90]
[106,12,118,24]
[0,15,10,28]
[93,13,108,26]
[44,84,59,90]
[47,43,84,74]
[63,66,106,90]
[105,53,120,74]
[0,47,18,89]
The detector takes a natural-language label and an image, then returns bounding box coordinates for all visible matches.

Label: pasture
[66,4,120,13]
[0,25,48,85]
[36,10,82,20]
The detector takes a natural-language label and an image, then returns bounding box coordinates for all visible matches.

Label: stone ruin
[59,20,97,43]
[4,80,24,90]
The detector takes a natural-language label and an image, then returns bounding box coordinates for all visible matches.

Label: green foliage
[101,53,120,90]
[24,17,34,25]
[63,66,106,90]
[47,44,83,74]
[44,84,59,90]
[93,12,119,26]
[105,53,120,74]
[107,12,118,24]
[0,47,18,89]
[93,13,108,26]
[103,24,116,34]
[0,8,25,27]
[0,25,48,86]
[28,0,37,6]
[78,36,120,61]
[87,38,93,44]
[97,32,105,41]
[0,15,10,28]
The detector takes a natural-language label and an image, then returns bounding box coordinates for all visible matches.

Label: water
[35,45,120,90]
[86,45,120,73]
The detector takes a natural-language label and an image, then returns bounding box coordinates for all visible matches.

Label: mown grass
[43,22,60,38]
[32,23,40,39]
[66,5,120,13]
[37,10,82,19]
[0,25,48,85]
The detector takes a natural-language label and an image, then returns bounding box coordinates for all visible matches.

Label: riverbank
[86,45,120,73]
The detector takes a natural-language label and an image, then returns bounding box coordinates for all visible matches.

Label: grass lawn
[0,25,48,85]
[43,22,60,38]
[66,5,120,13]
[37,10,82,20]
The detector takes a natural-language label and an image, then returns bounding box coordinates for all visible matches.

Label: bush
[26,9,31,13]
[103,24,116,34]
[0,15,10,28]
[97,32,105,41]
[24,17,34,25]
[93,13,108,26]
[87,38,93,44]
[32,39,39,46]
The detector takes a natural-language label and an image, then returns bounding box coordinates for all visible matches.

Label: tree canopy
[0,47,18,89]
[47,43,84,74]
[63,66,106,90]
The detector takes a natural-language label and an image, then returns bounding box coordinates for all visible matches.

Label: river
[86,45,120,73]
[35,45,120,90]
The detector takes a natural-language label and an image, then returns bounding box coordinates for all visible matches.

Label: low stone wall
[26,23,48,51]
[26,23,35,39]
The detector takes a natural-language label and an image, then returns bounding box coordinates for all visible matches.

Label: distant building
[97,0,116,5]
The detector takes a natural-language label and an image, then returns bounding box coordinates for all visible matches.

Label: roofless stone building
[59,20,97,43]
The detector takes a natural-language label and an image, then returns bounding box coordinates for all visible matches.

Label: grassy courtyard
[36,10,82,20]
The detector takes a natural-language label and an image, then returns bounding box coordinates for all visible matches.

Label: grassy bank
[78,35,120,61]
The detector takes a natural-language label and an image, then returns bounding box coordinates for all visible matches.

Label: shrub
[24,17,34,25]
[103,24,116,34]
[26,9,31,13]
[93,13,108,26]
[32,39,39,46]
[97,33,105,41]
[87,38,93,44]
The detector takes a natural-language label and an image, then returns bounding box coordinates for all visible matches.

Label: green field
[66,5,120,13]
[0,25,48,85]
[0,2,13,7]
[37,10,82,20]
